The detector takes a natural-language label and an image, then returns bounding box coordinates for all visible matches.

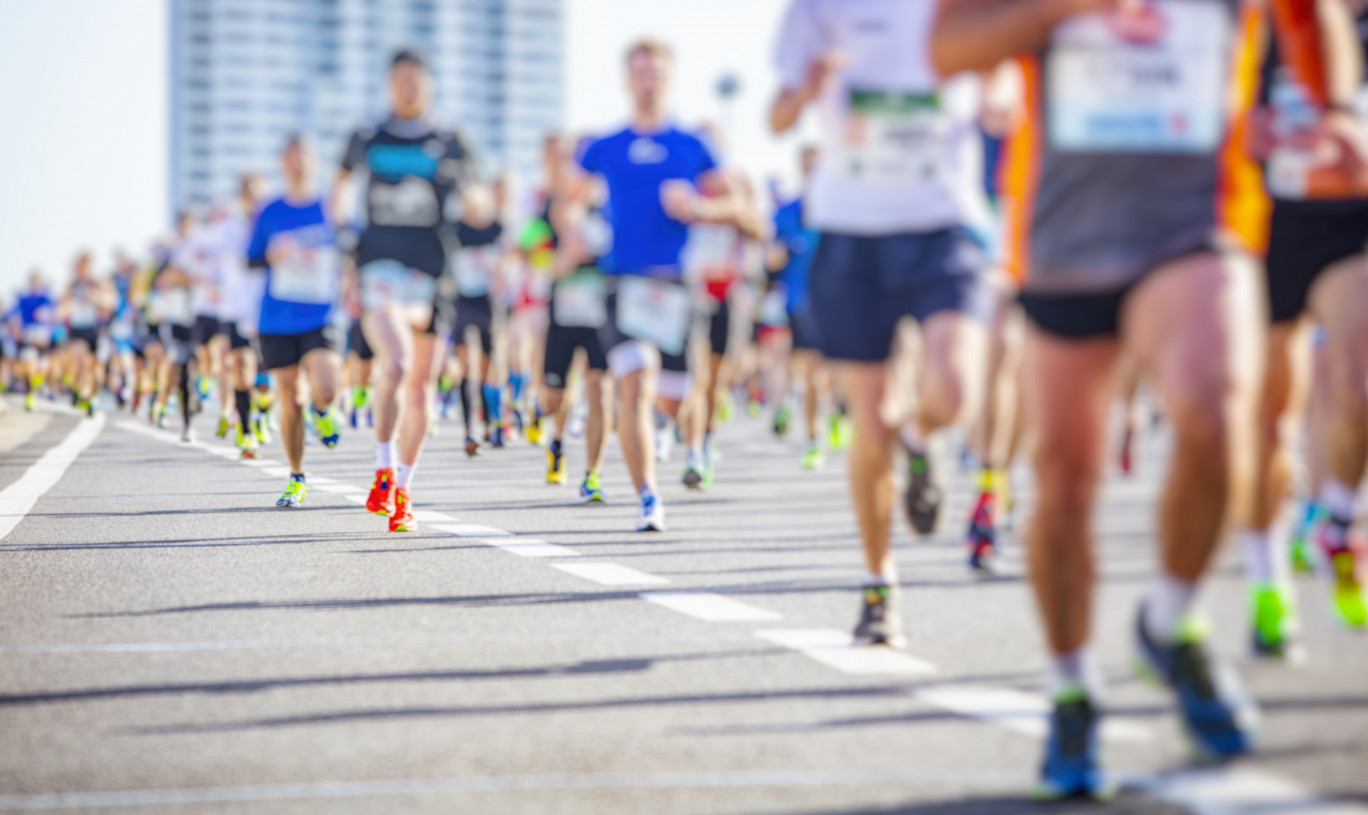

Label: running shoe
[904,446,942,536]
[276,475,307,508]
[180,426,195,444]
[773,405,791,438]
[1134,608,1258,761]
[579,471,604,504]
[489,424,506,448]
[526,411,544,445]
[637,491,666,532]
[157,407,169,429]
[828,411,852,451]
[216,414,231,438]
[366,468,397,516]
[682,453,705,490]
[801,442,824,471]
[655,426,674,463]
[965,492,997,574]
[1249,582,1303,662]
[1034,686,1111,801]
[349,403,360,429]
[464,435,480,457]
[253,415,270,445]
[547,441,567,485]
[314,407,341,448]
[716,391,734,424]
[389,488,416,532]
[747,398,763,418]
[1290,533,1315,575]
[853,584,906,649]
[24,391,35,412]
[1318,518,1367,629]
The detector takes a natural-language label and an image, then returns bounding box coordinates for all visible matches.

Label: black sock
[459,378,472,434]
[477,380,488,427]
[235,389,251,429]
[179,364,193,426]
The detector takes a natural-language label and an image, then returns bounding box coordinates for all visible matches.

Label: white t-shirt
[172,231,222,319]
[212,214,263,328]
[774,0,989,236]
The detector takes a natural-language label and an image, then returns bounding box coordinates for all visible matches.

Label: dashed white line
[1137,766,1368,815]
[412,510,457,523]
[914,685,1149,743]
[642,592,783,622]
[431,523,511,537]
[755,629,936,676]
[551,563,671,586]
[479,538,580,558]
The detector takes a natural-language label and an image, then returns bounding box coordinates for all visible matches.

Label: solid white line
[431,523,511,537]
[755,628,935,676]
[642,592,783,622]
[0,770,1026,810]
[478,538,579,558]
[914,685,1149,743]
[551,562,670,586]
[1137,766,1368,815]
[0,416,105,541]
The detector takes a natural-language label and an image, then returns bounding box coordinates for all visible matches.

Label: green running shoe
[801,442,824,471]
[828,412,853,451]
[772,405,791,438]
[276,475,307,508]
[313,406,341,448]
[579,471,604,503]
[1249,582,1302,662]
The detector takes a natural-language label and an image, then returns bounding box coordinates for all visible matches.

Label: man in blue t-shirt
[13,272,55,412]
[247,134,345,509]
[566,38,753,533]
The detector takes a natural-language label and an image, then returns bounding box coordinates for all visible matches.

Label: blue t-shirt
[247,197,338,336]
[577,125,718,276]
[16,292,55,327]
[774,198,818,313]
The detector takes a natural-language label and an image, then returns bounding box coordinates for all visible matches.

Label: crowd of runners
[3,0,1368,799]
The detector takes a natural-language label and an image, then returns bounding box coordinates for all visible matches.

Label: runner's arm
[929,0,1110,76]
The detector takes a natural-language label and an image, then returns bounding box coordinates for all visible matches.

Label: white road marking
[642,592,782,622]
[478,538,579,558]
[914,685,1149,743]
[0,770,1027,810]
[431,523,511,537]
[412,510,457,523]
[307,475,338,485]
[0,416,105,541]
[1136,766,1368,815]
[260,466,291,478]
[551,563,671,586]
[342,495,369,506]
[312,484,367,496]
[755,629,935,676]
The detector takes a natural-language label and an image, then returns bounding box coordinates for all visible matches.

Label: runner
[1243,0,1368,657]
[209,175,267,447]
[13,271,56,412]
[931,0,1367,796]
[567,38,752,532]
[58,251,112,417]
[247,134,345,507]
[159,213,202,441]
[106,250,144,411]
[332,48,488,533]
[448,177,509,453]
[540,134,612,499]
[768,145,830,471]
[772,0,992,650]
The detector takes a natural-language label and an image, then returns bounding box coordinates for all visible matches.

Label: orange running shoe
[389,488,416,532]
[366,468,396,516]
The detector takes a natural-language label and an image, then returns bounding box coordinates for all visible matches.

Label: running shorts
[1266,199,1368,324]
[259,326,341,371]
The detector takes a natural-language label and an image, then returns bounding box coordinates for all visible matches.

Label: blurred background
[0,0,807,293]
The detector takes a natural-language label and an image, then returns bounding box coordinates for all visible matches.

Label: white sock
[1240,527,1287,586]
[375,440,395,470]
[396,461,416,490]
[1048,645,1105,701]
[862,566,898,587]
[900,424,925,455]
[1143,573,1198,643]
[1319,478,1357,523]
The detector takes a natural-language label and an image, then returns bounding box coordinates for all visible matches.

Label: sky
[0,0,808,296]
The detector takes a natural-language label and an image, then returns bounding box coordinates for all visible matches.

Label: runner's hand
[801,52,846,102]
[1321,109,1368,188]
[660,180,700,223]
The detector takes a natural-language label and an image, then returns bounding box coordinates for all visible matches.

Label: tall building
[169,0,563,217]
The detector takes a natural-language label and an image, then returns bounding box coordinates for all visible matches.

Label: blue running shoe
[1034,687,1111,801]
[1135,606,1258,761]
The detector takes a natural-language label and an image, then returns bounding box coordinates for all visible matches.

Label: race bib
[837,90,946,186]
[759,287,789,328]
[1046,4,1231,153]
[110,318,135,341]
[23,325,51,347]
[270,243,339,305]
[69,301,99,328]
[369,177,440,227]
[688,224,739,279]
[553,270,607,329]
[452,248,494,297]
[161,288,193,327]
[616,276,690,356]
[360,259,437,327]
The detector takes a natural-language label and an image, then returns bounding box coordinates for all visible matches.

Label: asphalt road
[1,394,1365,814]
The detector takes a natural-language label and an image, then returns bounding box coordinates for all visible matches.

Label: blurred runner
[772,0,992,648]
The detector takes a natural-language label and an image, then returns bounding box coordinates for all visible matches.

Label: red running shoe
[366,468,396,516]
